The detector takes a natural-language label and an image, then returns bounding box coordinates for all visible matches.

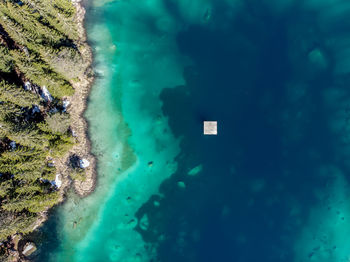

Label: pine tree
[26,191,60,213]
[39,45,85,80]
[50,134,75,157]
[3,125,49,150]
[11,50,75,98]
[0,81,41,108]
[20,0,79,40]
[0,0,84,242]
[2,191,60,213]
[0,213,37,241]
[0,180,12,198]
[0,45,13,72]
[0,12,33,48]
[0,102,23,120]
[15,184,43,195]
[15,167,54,183]
[0,146,44,162]
[38,112,70,134]
[0,1,64,45]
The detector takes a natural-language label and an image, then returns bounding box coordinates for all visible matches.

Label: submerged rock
[187,164,202,176]
[139,214,149,231]
[134,253,142,262]
[221,205,231,218]
[250,179,266,193]
[126,218,137,229]
[177,181,186,189]
[308,48,328,69]
[203,7,211,21]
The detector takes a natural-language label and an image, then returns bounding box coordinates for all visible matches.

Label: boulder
[177,181,186,189]
[48,160,55,167]
[52,174,62,189]
[308,48,327,69]
[63,99,70,112]
[79,158,90,169]
[72,130,78,137]
[49,107,58,113]
[22,242,37,257]
[9,141,16,150]
[187,164,202,176]
[41,86,53,102]
[31,105,40,114]
[24,81,32,91]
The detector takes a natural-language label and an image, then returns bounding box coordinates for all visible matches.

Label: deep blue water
[134,1,350,261]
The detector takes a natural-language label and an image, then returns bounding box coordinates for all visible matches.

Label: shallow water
[35,0,350,261]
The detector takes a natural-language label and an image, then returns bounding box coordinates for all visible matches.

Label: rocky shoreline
[4,1,97,261]
[58,0,97,197]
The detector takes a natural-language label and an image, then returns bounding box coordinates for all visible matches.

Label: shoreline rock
[69,0,97,197]
[22,242,37,258]
[52,0,97,198]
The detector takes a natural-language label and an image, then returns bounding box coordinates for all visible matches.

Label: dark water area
[135,1,350,262]
[30,191,81,262]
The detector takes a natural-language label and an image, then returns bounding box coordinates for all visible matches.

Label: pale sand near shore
[90,0,118,7]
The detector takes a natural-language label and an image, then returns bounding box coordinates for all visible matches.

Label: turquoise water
[34,0,350,261]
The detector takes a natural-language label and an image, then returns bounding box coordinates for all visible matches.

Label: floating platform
[203,121,217,135]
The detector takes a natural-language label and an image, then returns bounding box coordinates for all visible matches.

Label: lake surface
[35,0,350,261]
